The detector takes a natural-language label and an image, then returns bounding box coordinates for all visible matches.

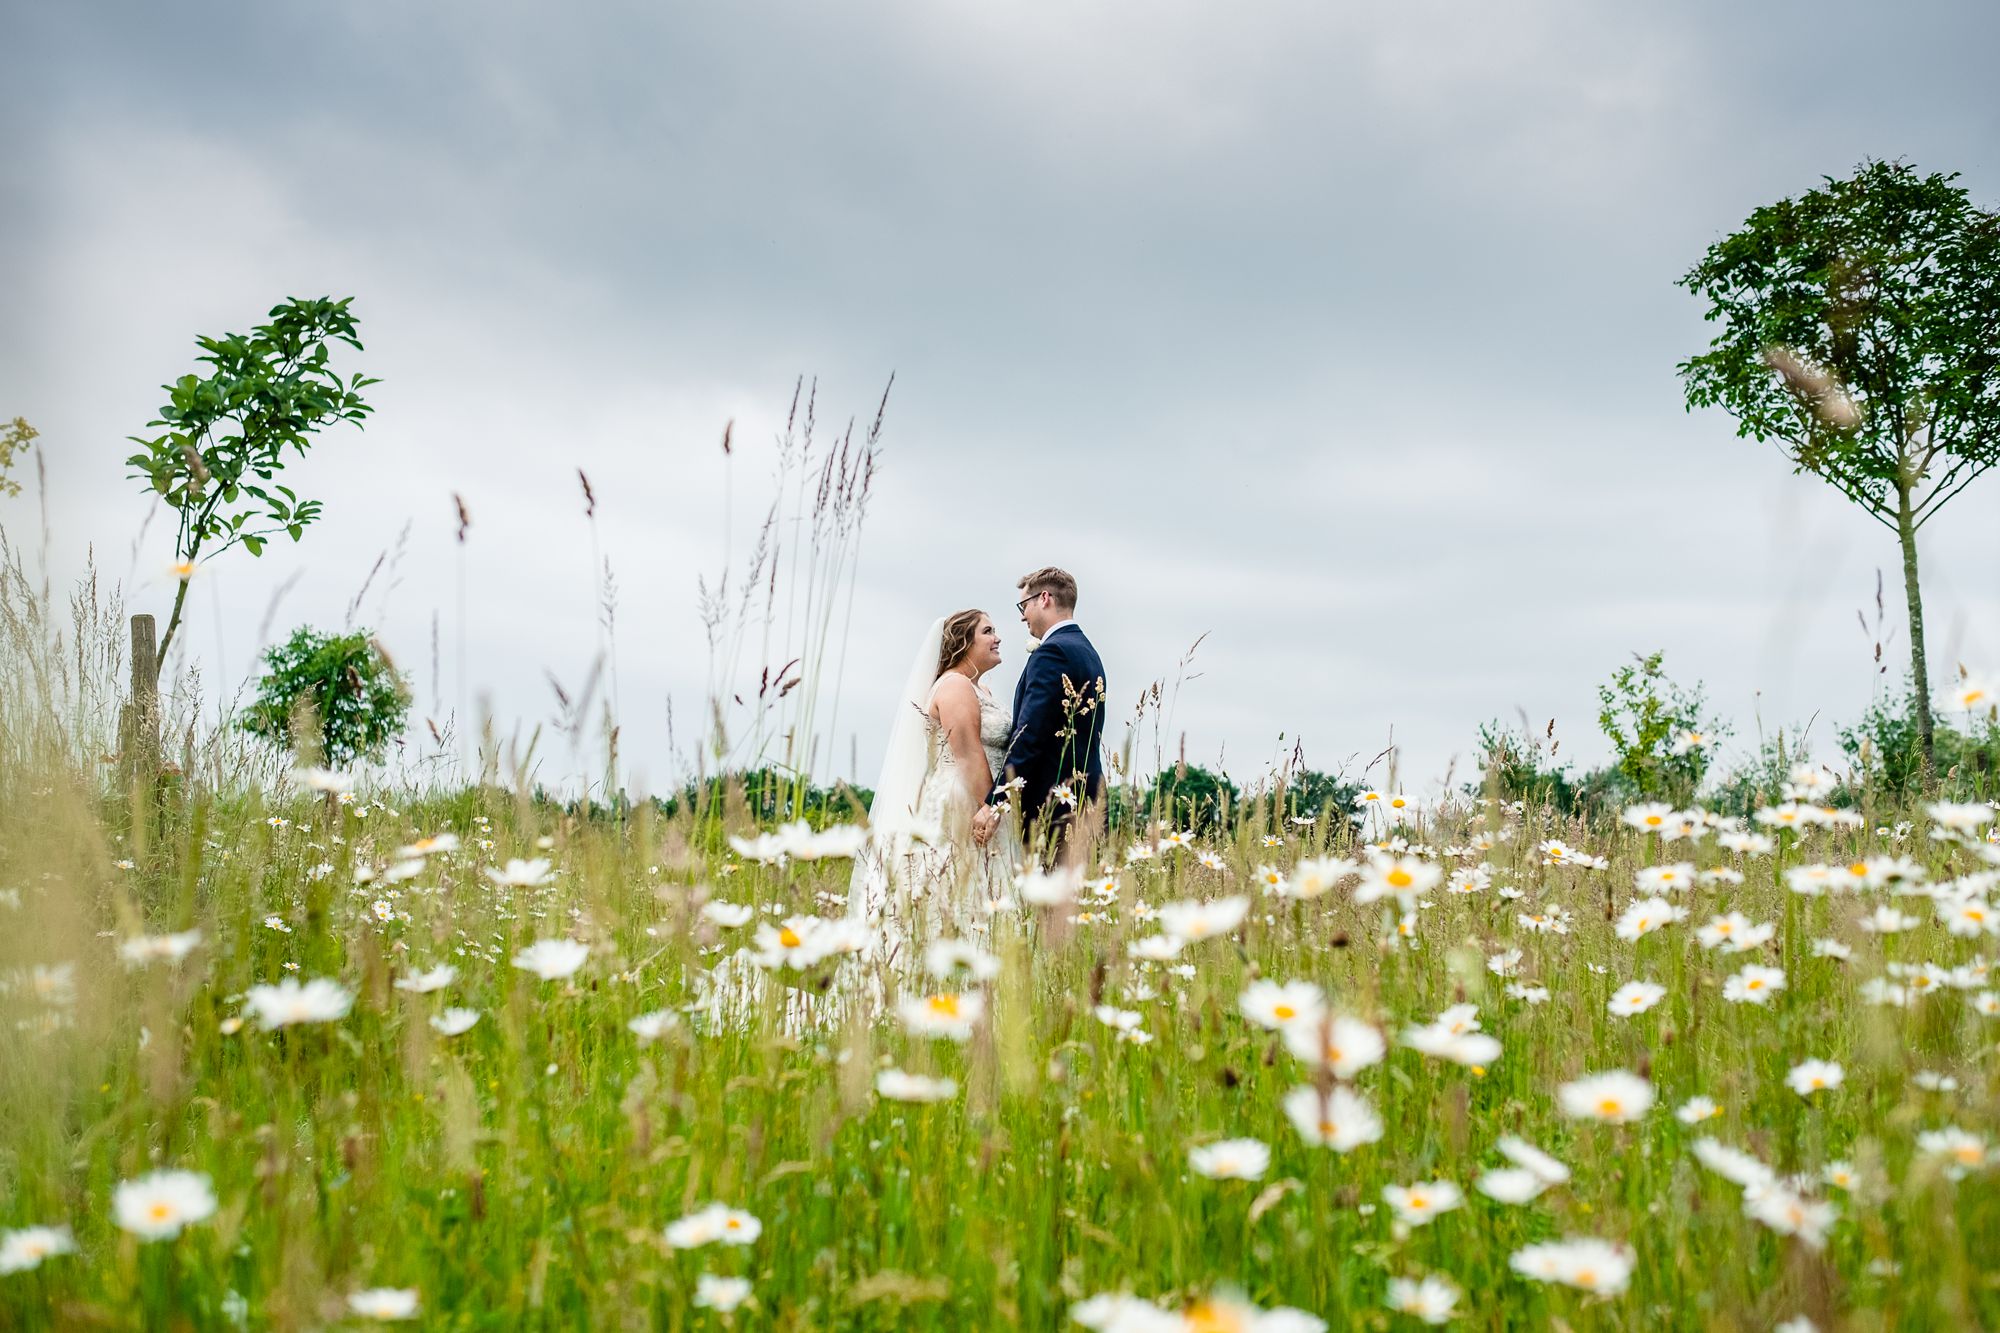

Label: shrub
[1147,765,1240,832]
[1596,651,1723,803]
[1474,722,1628,819]
[242,626,409,766]
[1842,683,2000,800]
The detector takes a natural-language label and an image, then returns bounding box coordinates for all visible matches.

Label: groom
[973,566,1107,859]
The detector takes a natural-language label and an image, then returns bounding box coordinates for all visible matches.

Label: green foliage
[1677,160,2000,772]
[1275,769,1363,828]
[1147,764,1240,831]
[632,769,873,854]
[1677,160,2000,525]
[1596,651,1721,802]
[241,627,409,766]
[0,417,35,498]
[1226,769,1363,839]
[1842,683,2000,799]
[126,297,378,656]
[1705,733,1809,817]
[1474,722,1627,818]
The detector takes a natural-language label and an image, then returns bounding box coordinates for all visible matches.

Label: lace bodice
[928,678,1012,786]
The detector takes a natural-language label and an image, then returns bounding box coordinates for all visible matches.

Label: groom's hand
[971,805,999,846]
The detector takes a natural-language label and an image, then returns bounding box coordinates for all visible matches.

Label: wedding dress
[705,626,1019,1035]
[850,621,1019,966]
[900,674,1018,925]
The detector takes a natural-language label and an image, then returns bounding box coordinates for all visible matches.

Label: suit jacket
[991,623,1107,825]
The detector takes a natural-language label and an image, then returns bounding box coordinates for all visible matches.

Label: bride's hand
[971,805,998,846]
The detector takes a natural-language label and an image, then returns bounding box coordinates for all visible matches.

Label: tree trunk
[1895,482,1937,778]
[156,574,192,663]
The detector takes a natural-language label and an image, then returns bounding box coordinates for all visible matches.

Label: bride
[851,609,1018,948]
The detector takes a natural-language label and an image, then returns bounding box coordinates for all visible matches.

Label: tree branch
[1914,458,1996,529]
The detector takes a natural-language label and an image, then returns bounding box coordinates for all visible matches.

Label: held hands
[971,804,1000,846]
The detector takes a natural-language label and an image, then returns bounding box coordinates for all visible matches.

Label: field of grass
[5,753,2000,1330]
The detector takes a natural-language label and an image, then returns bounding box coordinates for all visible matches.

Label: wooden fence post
[123,614,160,782]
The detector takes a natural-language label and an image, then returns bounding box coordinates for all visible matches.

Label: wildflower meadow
[4,36,2000,1331]
[4,617,2000,1330]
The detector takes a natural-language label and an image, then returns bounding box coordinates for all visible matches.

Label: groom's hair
[1018,566,1077,611]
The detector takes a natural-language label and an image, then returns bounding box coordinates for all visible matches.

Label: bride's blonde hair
[937,609,987,676]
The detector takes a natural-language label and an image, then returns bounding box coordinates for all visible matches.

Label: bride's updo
[937,609,986,676]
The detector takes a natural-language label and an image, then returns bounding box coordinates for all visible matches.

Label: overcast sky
[4,1,1997,799]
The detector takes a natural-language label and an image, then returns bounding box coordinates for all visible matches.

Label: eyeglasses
[1016,593,1041,615]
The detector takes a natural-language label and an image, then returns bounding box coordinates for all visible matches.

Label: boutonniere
[1025,637,1042,654]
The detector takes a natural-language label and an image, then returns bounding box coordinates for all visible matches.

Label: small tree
[1596,652,1722,802]
[1677,161,2000,774]
[127,298,378,661]
[243,627,409,767]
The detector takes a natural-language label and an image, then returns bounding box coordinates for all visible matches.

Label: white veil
[849,616,944,916]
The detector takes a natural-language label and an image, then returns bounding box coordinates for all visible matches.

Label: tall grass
[4,447,2000,1329]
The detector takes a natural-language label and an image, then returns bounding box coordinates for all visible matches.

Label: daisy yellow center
[1387,868,1413,888]
[1574,1269,1598,1288]
[1746,979,1764,991]
[1183,1303,1247,1333]
[148,1202,173,1222]
[1273,1004,1296,1020]
[1597,1097,1623,1116]
[779,927,802,948]
[926,993,961,1017]
[1644,815,1663,826]
[1318,1119,1337,1137]
[1955,1145,1981,1163]
[1407,1192,1429,1210]
[1850,862,1868,876]
[724,1217,742,1230]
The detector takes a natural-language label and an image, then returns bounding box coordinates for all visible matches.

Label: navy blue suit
[990,623,1107,830]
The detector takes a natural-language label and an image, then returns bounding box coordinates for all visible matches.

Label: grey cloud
[2,0,1996,798]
